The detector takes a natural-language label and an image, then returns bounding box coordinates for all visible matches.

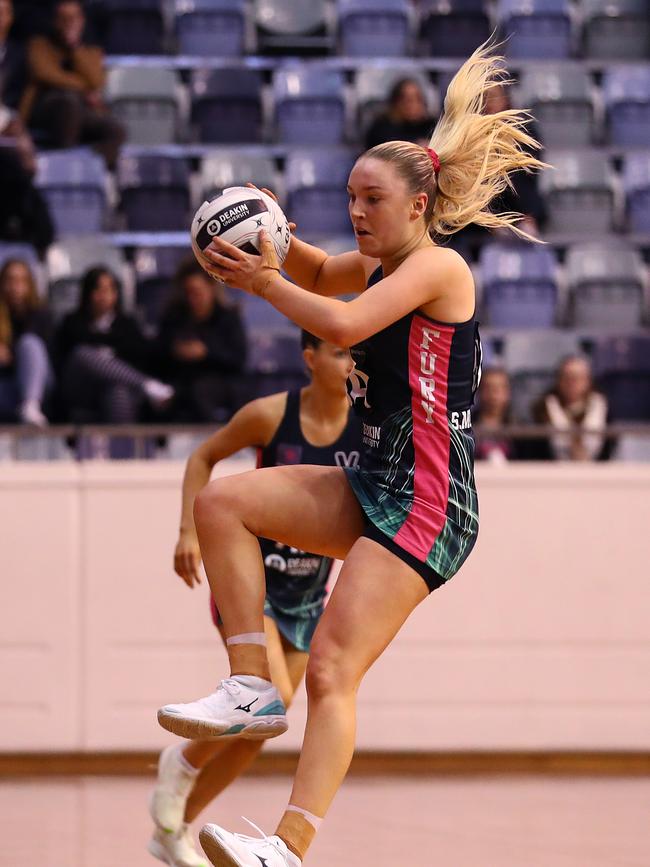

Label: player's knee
[306,642,356,700]
[193,478,240,528]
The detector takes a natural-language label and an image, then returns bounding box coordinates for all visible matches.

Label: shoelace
[233,817,285,855]
[216,678,242,697]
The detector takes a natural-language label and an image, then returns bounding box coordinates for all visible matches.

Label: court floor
[2,774,648,867]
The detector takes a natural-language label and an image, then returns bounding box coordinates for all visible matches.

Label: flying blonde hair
[365,40,547,241]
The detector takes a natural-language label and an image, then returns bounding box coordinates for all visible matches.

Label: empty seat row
[100,0,650,61]
[479,242,649,329]
[32,145,650,239]
[101,62,650,148]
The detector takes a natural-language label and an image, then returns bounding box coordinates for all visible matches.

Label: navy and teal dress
[211,390,361,652]
[345,266,482,592]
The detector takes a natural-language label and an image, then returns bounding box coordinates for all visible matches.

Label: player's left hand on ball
[204,231,279,294]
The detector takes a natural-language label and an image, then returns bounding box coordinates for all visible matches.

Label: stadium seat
[622,152,650,235]
[273,66,346,145]
[133,246,190,326]
[517,65,595,148]
[501,329,582,421]
[419,0,490,59]
[254,0,331,54]
[198,152,277,205]
[103,0,165,55]
[582,0,650,59]
[190,68,264,144]
[285,149,356,238]
[35,149,106,236]
[354,64,433,134]
[117,154,190,232]
[540,150,615,235]
[0,243,39,269]
[46,236,130,319]
[590,335,650,420]
[479,243,558,328]
[106,68,179,146]
[602,66,650,148]
[175,0,246,57]
[565,242,645,329]
[338,0,411,57]
[497,0,572,59]
[248,327,307,398]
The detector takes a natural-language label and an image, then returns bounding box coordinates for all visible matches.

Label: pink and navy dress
[345,266,482,591]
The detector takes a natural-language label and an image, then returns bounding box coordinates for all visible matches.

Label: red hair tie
[426,147,441,176]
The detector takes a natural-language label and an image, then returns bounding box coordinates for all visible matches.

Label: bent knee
[193,476,246,527]
[305,644,360,699]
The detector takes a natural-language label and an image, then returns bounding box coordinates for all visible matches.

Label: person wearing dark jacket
[364,78,437,151]
[156,260,248,423]
[0,257,53,425]
[56,266,173,423]
[0,0,26,110]
[20,0,124,168]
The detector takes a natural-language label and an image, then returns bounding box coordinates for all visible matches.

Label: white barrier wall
[2,460,649,753]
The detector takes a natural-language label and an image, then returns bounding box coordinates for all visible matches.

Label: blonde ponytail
[429,40,546,239]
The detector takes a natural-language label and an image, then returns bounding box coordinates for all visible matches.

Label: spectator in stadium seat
[55,266,173,424]
[0,0,26,110]
[533,355,610,461]
[364,78,437,151]
[474,366,524,462]
[0,258,54,425]
[155,259,248,423]
[19,0,124,168]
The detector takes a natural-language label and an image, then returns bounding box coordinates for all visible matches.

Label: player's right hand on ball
[174,530,203,588]
[246,182,297,233]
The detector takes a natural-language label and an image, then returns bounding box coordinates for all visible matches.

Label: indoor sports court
[1,1,649,866]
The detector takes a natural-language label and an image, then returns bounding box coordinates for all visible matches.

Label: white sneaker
[18,399,48,427]
[144,379,175,409]
[199,819,301,867]
[150,745,200,834]
[158,679,288,741]
[148,824,208,867]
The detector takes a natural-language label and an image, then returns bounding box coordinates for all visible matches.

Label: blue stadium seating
[566,242,645,329]
[103,0,165,55]
[338,0,411,57]
[479,243,558,328]
[254,0,331,53]
[517,65,595,148]
[498,0,572,60]
[622,152,650,235]
[0,243,39,269]
[540,150,615,235]
[247,328,307,397]
[35,149,106,236]
[603,66,650,148]
[420,0,490,59]
[285,150,356,238]
[582,0,650,60]
[117,155,190,232]
[198,151,277,204]
[106,68,179,147]
[176,0,247,57]
[191,69,264,144]
[133,246,190,326]
[274,66,347,145]
[591,336,650,420]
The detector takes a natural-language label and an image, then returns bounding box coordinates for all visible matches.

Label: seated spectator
[533,355,610,461]
[474,367,523,462]
[364,78,437,151]
[0,125,54,253]
[0,0,26,110]
[0,258,53,425]
[55,266,173,424]
[156,260,248,423]
[20,0,124,168]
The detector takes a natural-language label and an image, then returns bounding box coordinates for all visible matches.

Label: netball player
[158,43,545,866]
[149,332,359,867]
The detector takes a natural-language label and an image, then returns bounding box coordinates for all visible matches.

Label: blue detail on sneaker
[253,701,286,717]
[220,724,246,735]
